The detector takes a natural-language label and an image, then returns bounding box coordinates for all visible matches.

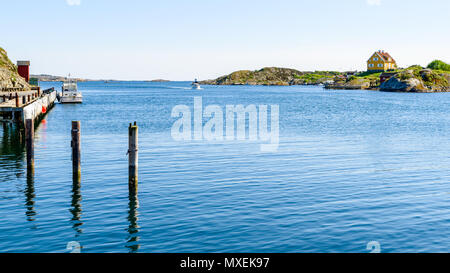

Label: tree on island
[427,60,450,72]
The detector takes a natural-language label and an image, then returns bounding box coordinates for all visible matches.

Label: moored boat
[58,76,83,103]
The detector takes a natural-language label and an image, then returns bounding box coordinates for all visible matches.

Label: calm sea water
[0,81,449,253]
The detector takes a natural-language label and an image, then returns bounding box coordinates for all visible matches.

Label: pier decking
[0,87,57,127]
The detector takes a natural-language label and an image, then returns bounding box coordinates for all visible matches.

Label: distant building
[367,50,397,72]
[345,71,358,79]
[29,77,39,86]
[17,60,30,82]
[334,75,346,82]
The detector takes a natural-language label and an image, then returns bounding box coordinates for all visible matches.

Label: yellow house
[367,50,397,72]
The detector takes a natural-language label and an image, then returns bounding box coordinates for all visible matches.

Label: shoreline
[35,80,450,93]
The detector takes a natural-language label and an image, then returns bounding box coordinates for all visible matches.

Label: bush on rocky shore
[427,60,450,72]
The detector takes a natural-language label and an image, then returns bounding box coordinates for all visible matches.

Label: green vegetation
[348,75,357,81]
[355,71,383,79]
[418,69,448,87]
[202,67,296,85]
[0,47,31,90]
[0,47,17,72]
[312,71,342,76]
[352,63,449,91]
[408,65,424,70]
[427,60,450,72]
[398,72,413,80]
[294,72,334,84]
[29,78,39,86]
[379,65,450,92]
[201,61,450,92]
[401,65,443,81]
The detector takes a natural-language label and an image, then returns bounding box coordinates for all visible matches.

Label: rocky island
[30,74,95,82]
[201,62,450,93]
[147,79,171,82]
[380,65,450,93]
[200,67,341,86]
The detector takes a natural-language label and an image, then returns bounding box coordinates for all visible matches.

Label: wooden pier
[0,87,57,128]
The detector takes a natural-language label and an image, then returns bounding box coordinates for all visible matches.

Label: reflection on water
[1,123,36,222]
[25,173,36,222]
[70,176,83,237]
[0,123,25,178]
[2,82,450,253]
[126,192,140,253]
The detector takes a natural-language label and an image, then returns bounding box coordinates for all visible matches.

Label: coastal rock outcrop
[343,78,370,89]
[380,75,425,92]
[324,76,373,90]
[201,67,302,86]
[0,47,30,90]
[380,69,449,92]
[201,64,450,92]
[201,67,341,86]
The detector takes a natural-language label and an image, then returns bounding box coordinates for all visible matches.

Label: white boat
[191,79,201,90]
[59,77,82,103]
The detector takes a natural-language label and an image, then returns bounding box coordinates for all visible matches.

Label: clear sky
[1,0,449,80]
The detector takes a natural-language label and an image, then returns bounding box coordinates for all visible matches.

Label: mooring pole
[25,119,34,174]
[128,122,138,193]
[71,121,81,180]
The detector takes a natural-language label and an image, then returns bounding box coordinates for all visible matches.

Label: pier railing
[0,88,43,108]
[1,89,57,132]
[0,87,27,92]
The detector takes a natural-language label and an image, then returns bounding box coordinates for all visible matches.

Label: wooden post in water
[25,119,34,174]
[71,121,81,180]
[128,122,138,193]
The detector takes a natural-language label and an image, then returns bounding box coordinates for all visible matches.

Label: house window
[378,64,383,68]
[373,57,378,61]
[369,64,374,68]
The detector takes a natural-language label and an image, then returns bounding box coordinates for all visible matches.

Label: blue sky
[1,0,449,80]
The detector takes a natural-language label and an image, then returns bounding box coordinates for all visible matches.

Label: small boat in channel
[191,79,201,90]
[57,76,83,103]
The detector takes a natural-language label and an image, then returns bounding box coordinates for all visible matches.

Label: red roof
[376,51,396,63]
